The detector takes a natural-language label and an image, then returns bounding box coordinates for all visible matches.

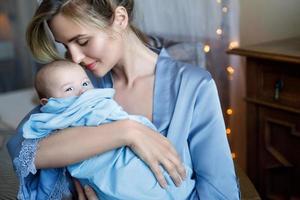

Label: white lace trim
[14,139,39,178]
[14,139,72,199]
[14,139,39,199]
[49,169,72,200]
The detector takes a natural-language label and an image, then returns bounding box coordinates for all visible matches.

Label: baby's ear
[40,98,48,105]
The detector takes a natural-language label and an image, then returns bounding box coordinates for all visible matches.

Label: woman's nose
[69,46,85,64]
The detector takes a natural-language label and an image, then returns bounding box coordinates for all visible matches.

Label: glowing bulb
[231,153,237,159]
[222,7,228,13]
[229,41,239,49]
[227,66,235,75]
[203,45,210,53]
[226,108,233,115]
[216,28,223,35]
[226,128,231,135]
[217,0,222,4]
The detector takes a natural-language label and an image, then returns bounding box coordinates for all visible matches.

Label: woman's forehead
[48,13,89,43]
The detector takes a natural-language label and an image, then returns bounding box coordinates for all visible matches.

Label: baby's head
[35,60,94,105]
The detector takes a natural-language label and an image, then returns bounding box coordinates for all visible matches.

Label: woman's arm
[35,119,186,188]
[35,120,129,168]
[189,79,240,199]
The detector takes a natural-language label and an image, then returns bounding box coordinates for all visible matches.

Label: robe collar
[97,48,177,135]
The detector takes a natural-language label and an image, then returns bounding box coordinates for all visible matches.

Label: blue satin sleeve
[7,106,40,161]
[7,107,73,200]
[188,79,240,199]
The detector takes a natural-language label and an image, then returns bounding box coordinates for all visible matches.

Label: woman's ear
[112,6,129,30]
[40,98,48,105]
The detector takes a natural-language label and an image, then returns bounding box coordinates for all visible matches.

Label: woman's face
[49,13,124,77]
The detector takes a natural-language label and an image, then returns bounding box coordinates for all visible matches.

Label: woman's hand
[125,120,186,188]
[73,179,99,200]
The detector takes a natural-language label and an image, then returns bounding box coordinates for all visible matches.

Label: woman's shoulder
[157,49,213,85]
[179,60,212,82]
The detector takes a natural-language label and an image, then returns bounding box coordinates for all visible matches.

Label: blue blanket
[23,89,155,138]
[22,88,194,200]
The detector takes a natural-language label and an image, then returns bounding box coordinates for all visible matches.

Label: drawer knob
[274,79,284,100]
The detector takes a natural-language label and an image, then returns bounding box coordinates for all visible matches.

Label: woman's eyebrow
[68,34,85,43]
[55,34,86,43]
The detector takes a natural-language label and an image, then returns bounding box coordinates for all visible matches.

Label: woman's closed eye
[77,38,89,46]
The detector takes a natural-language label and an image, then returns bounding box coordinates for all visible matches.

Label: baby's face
[46,65,94,98]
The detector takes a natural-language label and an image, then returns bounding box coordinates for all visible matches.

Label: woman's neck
[112,31,158,88]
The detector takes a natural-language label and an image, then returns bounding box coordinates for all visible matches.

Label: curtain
[0,0,37,92]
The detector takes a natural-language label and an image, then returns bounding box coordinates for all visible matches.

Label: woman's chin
[92,69,109,77]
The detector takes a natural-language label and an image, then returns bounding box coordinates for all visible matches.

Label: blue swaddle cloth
[23,88,155,138]
[23,88,195,200]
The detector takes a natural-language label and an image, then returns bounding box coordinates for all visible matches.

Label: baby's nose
[79,88,87,95]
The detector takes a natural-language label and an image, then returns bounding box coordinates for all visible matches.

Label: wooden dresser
[228,37,300,199]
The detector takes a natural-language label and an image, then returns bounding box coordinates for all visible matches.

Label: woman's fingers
[148,162,168,188]
[84,185,99,200]
[73,178,99,200]
[73,179,86,200]
[162,140,187,181]
[167,153,187,180]
[161,158,182,187]
[149,154,186,188]
[127,121,186,187]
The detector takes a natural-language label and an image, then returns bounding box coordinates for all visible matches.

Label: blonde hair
[27,0,148,63]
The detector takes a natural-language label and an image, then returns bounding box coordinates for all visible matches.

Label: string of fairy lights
[203,0,239,159]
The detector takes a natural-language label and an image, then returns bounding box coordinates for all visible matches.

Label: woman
[7,0,240,199]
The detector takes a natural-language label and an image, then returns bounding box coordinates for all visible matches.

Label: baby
[22,60,195,200]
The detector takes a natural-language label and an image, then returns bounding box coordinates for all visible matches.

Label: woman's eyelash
[62,44,68,49]
[78,40,88,46]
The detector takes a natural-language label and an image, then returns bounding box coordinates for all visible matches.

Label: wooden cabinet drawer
[258,107,300,198]
[248,59,300,109]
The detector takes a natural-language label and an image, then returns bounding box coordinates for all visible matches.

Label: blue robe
[22,88,195,200]
[7,49,240,199]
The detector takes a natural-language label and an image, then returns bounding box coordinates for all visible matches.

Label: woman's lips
[85,62,97,70]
